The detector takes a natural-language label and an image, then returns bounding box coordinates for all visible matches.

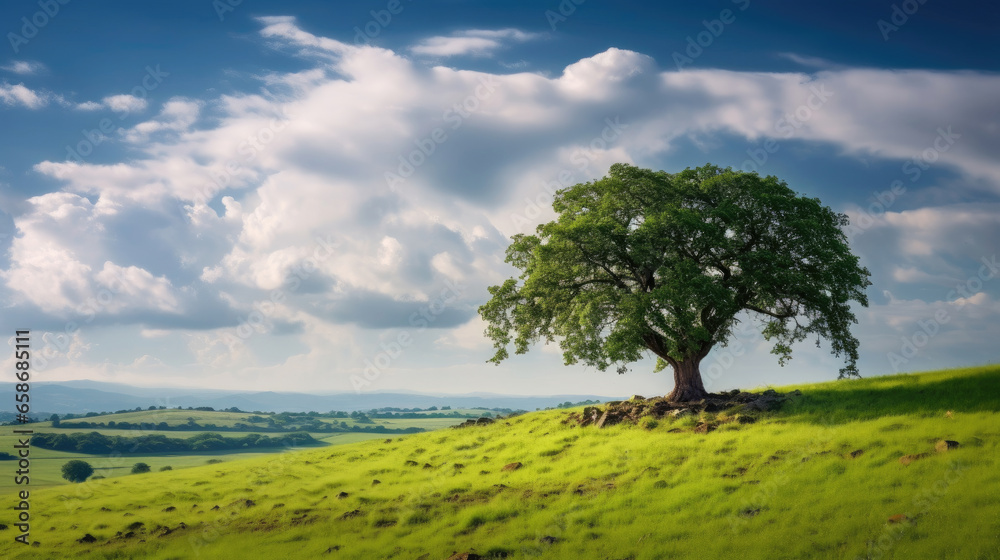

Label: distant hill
[0,380,621,415]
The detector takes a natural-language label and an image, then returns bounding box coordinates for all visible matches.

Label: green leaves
[479,163,871,380]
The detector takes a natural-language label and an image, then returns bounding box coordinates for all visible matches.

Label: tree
[62,460,94,483]
[479,163,871,402]
[131,462,151,474]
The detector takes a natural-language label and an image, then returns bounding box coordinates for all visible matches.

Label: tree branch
[746,304,796,320]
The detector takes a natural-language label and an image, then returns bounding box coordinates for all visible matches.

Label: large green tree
[479,163,871,402]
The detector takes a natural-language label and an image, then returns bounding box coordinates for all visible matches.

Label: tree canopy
[479,163,871,401]
[61,460,94,483]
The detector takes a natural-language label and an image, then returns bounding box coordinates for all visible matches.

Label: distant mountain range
[1,380,622,416]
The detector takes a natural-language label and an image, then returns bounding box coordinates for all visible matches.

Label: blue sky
[1,0,998,396]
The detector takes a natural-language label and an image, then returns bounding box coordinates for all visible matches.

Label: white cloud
[73,93,150,113]
[9,16,999,391]
[103,94,148,114]
[1,60,46,75]
[123,98,201,142]
[75,100,104,111]
[411,28,539,57]
[0,82,47,108]
[775,52,842,70]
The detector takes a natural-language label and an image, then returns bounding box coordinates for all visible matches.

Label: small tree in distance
[479,163,871,402]
[131,462,151,474]
[61,460,94,483]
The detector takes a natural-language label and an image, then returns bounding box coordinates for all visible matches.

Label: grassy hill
[0,409,480,493]
[2,366,999,559]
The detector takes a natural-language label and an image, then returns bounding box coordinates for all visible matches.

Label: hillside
[2,366,999,559]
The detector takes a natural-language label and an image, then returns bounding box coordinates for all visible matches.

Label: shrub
[131,462,151,474]
[159,466,173,471]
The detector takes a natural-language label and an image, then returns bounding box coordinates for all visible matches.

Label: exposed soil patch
[565,389,801,429]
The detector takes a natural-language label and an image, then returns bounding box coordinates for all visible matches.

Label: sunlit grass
[2,365,999,559]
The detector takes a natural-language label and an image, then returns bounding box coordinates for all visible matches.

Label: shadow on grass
[774,366,1000,425]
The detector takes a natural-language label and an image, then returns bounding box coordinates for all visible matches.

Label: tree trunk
[666,356,709,402]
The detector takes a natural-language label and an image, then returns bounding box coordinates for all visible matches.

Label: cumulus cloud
[122,98,201,142]
[0,82,47,108]
[410,28,539,57]
[7,16,998,389]
[103,94,148,114]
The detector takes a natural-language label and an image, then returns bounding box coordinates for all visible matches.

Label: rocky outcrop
[564,389,801,429]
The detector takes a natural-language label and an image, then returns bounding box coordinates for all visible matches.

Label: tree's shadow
[774,366,1000,425]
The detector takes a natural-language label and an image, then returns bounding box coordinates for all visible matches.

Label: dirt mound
[565,389,801,429]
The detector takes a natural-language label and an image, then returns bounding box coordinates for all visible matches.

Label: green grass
[2,365,1000,559]
[54,408,476,431]
[58,410,261,428]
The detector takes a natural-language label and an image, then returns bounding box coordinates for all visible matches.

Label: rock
[423,463,434,469]
[453,464,465,470]
[580,406,601,426]
[888,514,908,523]
[694,422,716,434]
[78,534,97,543]
[337,492,349,499]
[847,449,864,459]
[211,505,220,511]
[371,479,381,486]
[899,453,930,465]
[405,460,419,467]
[935,440,960,453]
[475,417,494,425]
[630,395,645,401]
[502,462,523,471]
[596,409,627,428]
[163,506,176,512]
[541,535,558,544]
[446,553,483,560]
